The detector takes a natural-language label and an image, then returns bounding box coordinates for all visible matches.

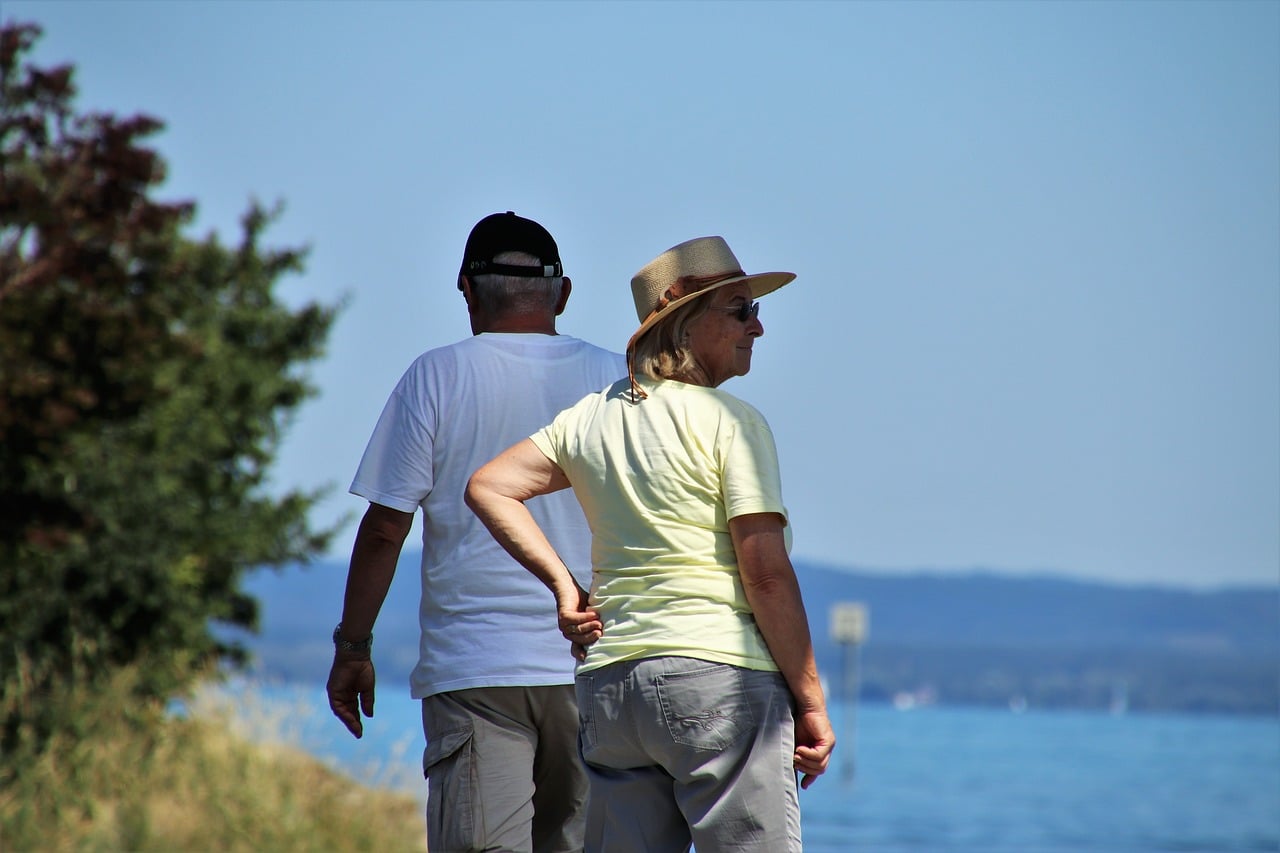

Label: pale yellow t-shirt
[530,376,792,674]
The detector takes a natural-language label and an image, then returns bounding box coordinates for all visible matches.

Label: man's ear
[459,275,475,305]
[554,277,572,316]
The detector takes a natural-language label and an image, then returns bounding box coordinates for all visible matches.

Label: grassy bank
[0,667,425,852]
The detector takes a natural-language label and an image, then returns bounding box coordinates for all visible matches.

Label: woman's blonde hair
[630,287,716,382]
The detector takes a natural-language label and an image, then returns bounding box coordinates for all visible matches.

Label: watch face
[333,625,371,652]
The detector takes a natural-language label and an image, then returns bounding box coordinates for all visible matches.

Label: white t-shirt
[351,333,624,699]
[530,375,791,675]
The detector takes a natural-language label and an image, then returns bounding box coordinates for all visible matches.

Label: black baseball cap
[458,211,563,290]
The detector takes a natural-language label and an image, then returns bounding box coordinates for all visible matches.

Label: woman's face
[687,282,764,387]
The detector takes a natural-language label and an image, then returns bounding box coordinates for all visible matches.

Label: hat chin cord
[625,350,648,402]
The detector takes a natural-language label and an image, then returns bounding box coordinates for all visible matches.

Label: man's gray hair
[469,251,564,316]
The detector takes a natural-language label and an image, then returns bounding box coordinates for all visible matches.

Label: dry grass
[0,667,425,852]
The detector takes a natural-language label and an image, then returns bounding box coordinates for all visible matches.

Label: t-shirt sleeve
[529,424,559,466]
[349,378,436,514]
[529,388,589,467]
[720,418,788,526]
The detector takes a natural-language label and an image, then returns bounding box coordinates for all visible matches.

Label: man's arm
[326,502,414,738]
[729,512,835,789]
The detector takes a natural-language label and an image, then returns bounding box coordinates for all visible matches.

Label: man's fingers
[330,697,364,739]
[327,658,376,739]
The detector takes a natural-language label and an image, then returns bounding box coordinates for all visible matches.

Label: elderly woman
[466,236,834,852]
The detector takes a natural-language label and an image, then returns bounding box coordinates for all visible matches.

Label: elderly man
[326,211,624,852]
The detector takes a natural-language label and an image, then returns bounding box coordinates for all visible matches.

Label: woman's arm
[730,511,835,788]
[466,438,602,652]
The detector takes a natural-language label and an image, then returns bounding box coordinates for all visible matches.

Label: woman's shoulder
[705,384,770,421]
[654,381,773,428]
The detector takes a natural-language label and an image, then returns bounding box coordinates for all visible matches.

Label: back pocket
[575,675,598,756]
[656,662,755,751]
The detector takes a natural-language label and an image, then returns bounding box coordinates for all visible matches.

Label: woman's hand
[793,707,836,788]
[558,585,602,661]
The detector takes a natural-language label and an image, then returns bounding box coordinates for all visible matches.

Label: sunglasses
[710,300,760,322]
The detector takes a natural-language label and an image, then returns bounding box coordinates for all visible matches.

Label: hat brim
[626,270,796,352]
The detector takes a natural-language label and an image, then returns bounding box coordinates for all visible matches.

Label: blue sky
[10,1,1278,589]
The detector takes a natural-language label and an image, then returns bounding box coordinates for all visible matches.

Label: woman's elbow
[741,567,791,598]
[464,469,492,515]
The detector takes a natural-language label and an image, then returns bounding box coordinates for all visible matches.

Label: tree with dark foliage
[0,21,338,745]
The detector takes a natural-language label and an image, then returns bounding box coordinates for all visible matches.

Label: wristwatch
[332,623,373,655]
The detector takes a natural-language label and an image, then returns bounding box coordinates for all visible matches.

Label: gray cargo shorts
[422,684,586,853]
[576,656,802,852]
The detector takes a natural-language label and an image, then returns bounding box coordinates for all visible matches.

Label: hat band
[644,268,746,325]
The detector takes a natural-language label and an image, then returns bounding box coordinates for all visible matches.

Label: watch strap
[333,623,373,655]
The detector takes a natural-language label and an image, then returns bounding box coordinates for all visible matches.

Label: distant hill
[797,562,1278,715]
[232,553,1279,715]
[797,562,1278,653]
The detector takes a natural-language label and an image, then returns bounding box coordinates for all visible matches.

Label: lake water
[197,680,1280,852]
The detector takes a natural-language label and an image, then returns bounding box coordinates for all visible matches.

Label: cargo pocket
[423,725,479,852]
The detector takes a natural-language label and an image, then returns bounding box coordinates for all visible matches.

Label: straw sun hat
[624,235,796,396]
[626,235,795,350]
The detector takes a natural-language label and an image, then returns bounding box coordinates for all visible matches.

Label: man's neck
[472,315,558,335]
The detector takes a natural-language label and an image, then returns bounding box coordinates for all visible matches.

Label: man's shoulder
[402,335,622,380]
[560,336,626,362]
[385,339,478,396]
[397,338,467,374]
[474,333,623,364]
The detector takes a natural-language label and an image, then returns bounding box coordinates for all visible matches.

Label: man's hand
[327,654,376,738]
[794,708,836,789]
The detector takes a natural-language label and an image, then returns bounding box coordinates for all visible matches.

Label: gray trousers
[422,684,587,853]
[576,656,803,853]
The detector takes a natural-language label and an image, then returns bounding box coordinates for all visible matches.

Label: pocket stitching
[656,664,756,751]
